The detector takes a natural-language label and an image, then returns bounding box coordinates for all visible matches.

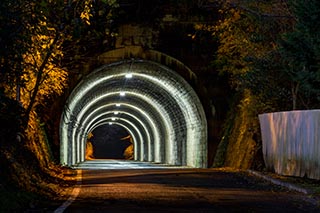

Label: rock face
[259,110,320,179]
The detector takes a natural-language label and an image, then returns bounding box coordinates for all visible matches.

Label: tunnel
[89,124,132,159]
[60,59,207,168]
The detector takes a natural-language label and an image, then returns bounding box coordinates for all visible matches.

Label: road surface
[56,160,319,212]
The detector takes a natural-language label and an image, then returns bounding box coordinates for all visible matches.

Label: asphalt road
[58,160,319,213]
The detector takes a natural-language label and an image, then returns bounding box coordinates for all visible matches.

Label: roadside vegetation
[0,0,118,210]
[209,0,320,169]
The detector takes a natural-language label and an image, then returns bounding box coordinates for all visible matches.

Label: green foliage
[244,51,293,111]
[0,0,35,87]
[0,185,39,211]
[213,0,320,111]
[62,0,119,66]
[212,0,320,170]
[278,0,320,109]
[0,1,118,205]
[0,91,24,145]
[216,0,320,110]
[212,1,295,169]
[0,0,119,126]
[214,1,291,93]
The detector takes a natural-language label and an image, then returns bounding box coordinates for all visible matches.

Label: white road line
[54,170,82,213]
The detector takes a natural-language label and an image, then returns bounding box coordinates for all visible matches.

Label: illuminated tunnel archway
[60,60,207,168]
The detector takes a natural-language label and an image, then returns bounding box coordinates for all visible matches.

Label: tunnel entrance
[88,124,133,159]
[60,59,207,168]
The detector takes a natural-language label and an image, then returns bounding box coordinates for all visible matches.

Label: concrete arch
[86,112,152,161]
[91,117,144,161]
[92,122,138,159]
[60,59,207,168]
[80,104,160,161]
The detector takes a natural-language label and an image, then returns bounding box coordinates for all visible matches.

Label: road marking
[54,170,82,213]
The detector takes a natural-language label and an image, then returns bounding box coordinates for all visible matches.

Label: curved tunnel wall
[60,60,207,168]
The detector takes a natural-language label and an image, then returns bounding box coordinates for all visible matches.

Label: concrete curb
[247,170,320,207]
[247,170,312,194]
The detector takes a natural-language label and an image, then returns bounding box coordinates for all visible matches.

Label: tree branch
[24,33,60,126]
[227,1,294,19]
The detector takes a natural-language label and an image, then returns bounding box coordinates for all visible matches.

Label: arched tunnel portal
[60,60,207,168]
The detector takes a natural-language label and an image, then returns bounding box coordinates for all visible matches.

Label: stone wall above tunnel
[60,59,207,168]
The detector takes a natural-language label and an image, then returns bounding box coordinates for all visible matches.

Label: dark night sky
[90,124,131,159]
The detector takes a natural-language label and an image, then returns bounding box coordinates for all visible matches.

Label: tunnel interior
[89,124,132,159]
[60,60,207,168]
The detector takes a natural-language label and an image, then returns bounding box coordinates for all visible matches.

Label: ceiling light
[120,92,126,97]
[125,73,133,79]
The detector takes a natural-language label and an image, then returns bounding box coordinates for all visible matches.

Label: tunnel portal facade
[60,59,207,168]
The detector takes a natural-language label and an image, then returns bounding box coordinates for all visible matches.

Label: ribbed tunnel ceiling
[60,60,207,168]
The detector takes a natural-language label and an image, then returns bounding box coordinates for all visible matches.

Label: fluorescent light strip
[84,111,152,161]
[72,92,170,164]
[80,103,161,162]
[89,118,143,161]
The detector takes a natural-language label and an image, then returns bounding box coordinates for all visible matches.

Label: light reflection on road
[73,159,191,170]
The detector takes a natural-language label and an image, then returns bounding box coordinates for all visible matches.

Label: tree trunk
[291,82,299,110]
[23,34,60,126]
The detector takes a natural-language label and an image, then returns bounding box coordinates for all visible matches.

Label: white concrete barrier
[259,110,320,179]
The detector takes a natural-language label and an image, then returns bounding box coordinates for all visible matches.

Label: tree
[213,0,320,110]
[0,0,119,127]
[212,1,298,110]
[0,0,35,101]
[210,0,295,169]
[0,1,119,173]
[278,0,320,109]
